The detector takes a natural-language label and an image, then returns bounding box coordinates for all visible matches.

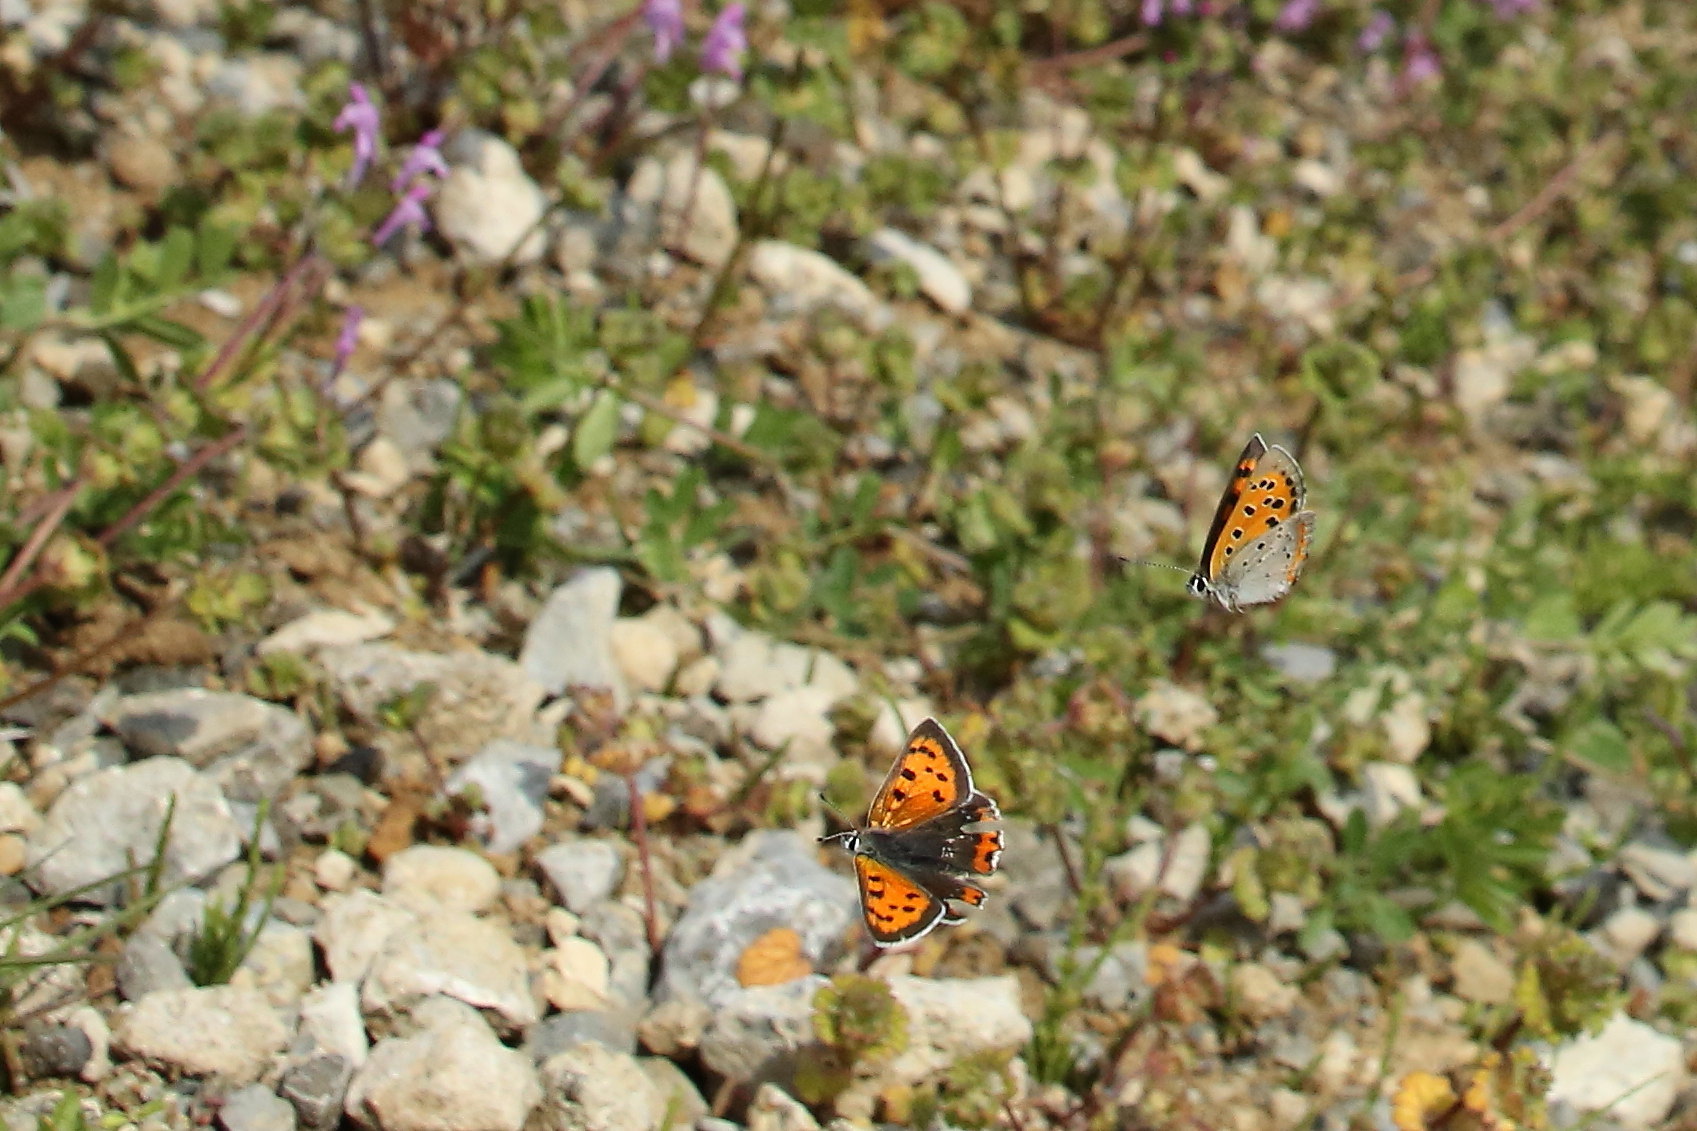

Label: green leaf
[0,276,45,331]
[572,390,621,469]
[1564,718,1632,774]
[156,225,195,289]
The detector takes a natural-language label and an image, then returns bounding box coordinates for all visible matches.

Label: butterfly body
[821,718,1002,947]
[1186,433,1316,612]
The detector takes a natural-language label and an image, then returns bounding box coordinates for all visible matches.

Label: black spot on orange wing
[854,856,946,946]
[866,719,973,831]
[1195,434,1268,584]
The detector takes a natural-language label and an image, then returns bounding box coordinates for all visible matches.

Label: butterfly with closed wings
[1127,433,1316,612]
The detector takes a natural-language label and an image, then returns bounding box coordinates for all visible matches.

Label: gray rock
[530,1042,665,1131]
[746,241,890,330]
[1546,1012,1685,1129]
[205,54,305,117]
[317,643,545,757]
[293,982,368,1069]
[113,985,292,1084]
[258,609,394,656]
[519,569,627,707]
[218,1085,296,1131]
[279,1054,353,1131]
[658,831,856,1008]
[116,932,191,1001]
[537,840,625,914]
[883,975,1031,1086]
[378,377,464,466]
[525,1009,639,1060]
[615,153,739,269]
[1618,842,1697,902]
[315,890,416,985]
[445,740,557,855]
[1260,642,1338,683]
[347,998,539,1131]
[578,901,654,1008]
[434,130,548,265]
[712,632,857,705]
[16,1023,91,1079]
[637,1057,707,1130]
[745,1083,819,1131]
[362,910,541,1028]
[382,844,502,914]
[865,228,971,315]
[698,978,822,1081]
[1449,939,1514,1005]
[27,757,242,903]
[233,920,316,1008]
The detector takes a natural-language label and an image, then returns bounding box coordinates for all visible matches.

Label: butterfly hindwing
[1218,508,1316,608]
[866,717,974,831]
[854,854,948,945]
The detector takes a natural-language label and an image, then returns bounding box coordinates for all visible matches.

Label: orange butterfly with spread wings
[820,718,1002,947]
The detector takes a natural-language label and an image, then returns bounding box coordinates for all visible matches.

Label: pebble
[1618,842,1696,902]
[313,849,357,892]
[217,1084,296,1131]
[698,977,823,1080]
[542,937,612,1012]
[526,1009,639,1059]
[1447,939,1514,1005]
[443,740,558,855]
[747,241,890,330]
[1229,963,1298,1022]
[618,152,739,269]
[231,920,316,1008]
[1134,682,1218,751]
[315,890,418,985]
[433,130,548,265]
[1359,762,1422,826]
[318,643,546,756]
[382,845,501,914]
[361,909,541,1028]
[1260,642,1337,683]
[531,1042,665,1131]
[346,998,539,1131]
[16,1024,92,1080]
[658,831,857,1008]
[637,1056,708,1130]
[27,757,242,903]
[1595,905,1661,964]
[258,608,395,656]
[101,688,313,803]
[745,1083,820,1131]
[1546,1012,1686,1129]
[713,631,857,705]
[865,227,972,315]
[535,839,624,914]
[113,985,292,1084]
[278,1054,354,1131]
[518,568,628,707]
[295,981,368,1068]
[608,617,680,694]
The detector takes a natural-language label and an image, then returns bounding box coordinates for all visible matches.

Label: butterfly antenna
[816,791,850,827]
[1117,557,1192,573]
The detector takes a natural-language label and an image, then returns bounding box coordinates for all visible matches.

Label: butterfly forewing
[1195,433,1269,583]
[865,717,974,831]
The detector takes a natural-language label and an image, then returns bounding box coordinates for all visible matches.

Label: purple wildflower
[701,3,746,80]
[644,0,685,63]
[1358,9,1395,51]
[1171,0,1193,13]
[333,305,364,374]
[333,82,381,188]
[1484,0,1538,14]
[1273,0,1319,32]
[393,129,449,193]
[372,180,433,246]
[1141,0,1165,25]
[1402,37,1441,85]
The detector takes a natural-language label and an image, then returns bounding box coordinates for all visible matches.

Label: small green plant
[184,803,281,987]
[795,974,909,1107]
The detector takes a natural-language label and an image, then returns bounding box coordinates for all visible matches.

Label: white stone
[114,986,291,1084]
[531,1042,664,1131]
[347,998,539,1131]
[362,911,541,1028]
[748,241,889,329]
[1359,762,1422,826]
[1134,682,1218,751]
[609,617,679,694]
[260,608,394,656]
[1547,1013,1685,1129]
[543,938,611,1012]
[622,152,739,268]
[865,228,971,315]
[382,844,501,914]
[434,130,547,265]
[314,848,358,892]
[1229,963,1298,1022]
